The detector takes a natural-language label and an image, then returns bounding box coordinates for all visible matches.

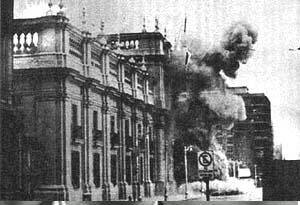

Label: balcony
[13,16,69,70]
[107,32,171,56]
[71,125,83,144]
[93,129,103,147]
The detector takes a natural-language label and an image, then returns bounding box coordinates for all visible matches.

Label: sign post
[198,151,214,201]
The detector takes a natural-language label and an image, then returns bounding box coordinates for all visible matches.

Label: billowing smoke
[200,90,247,121]
[202,22,258,78]
[171,22,257,180]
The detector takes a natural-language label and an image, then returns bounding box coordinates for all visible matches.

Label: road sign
[198,150,214,179]
[197,150,214,201]
[199,151,213,167]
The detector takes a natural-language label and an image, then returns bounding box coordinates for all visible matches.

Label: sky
[14,0,300,159]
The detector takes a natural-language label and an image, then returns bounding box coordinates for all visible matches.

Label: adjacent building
[227,86,273,179]
[11,13,174,200]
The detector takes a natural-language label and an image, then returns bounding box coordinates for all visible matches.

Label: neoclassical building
[11,13,174,200]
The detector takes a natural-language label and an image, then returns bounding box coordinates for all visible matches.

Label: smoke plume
[171,21,257,180]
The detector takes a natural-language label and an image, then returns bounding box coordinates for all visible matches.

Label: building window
[111,116,115,133]
[125,119,132,151]
[111,116,119,148]
[149,127,154,154]
[93,111,98,130]
[137,124,142,138]
[93,153,101,188]
[137,73,144,91]
[126,155,132,185]
[111,154,117,185]
[109,61,118,78]
[150,157,155,182]
[138,124,144,149]
[71,151,80,189]
[72,104,78,126]
[149,78,154,94]
[139,157,144,183]
[125,67,132,85]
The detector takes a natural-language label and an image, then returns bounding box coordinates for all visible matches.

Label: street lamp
[164,142,168,201]
[184,145,193,200]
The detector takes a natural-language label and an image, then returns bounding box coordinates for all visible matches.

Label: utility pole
[184,146,188,200]
[184,145,193,200]
[164,142,168,201]
[205,177,210,201]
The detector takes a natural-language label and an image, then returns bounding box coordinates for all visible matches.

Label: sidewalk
[142,193,205,201]
[142,188,262,201]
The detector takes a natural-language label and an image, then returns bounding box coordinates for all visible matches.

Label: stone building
[11,13,174,200]
[227,86,273,179]
[0,0,22,200]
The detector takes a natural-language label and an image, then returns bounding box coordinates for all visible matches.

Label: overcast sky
[15,0,300,159]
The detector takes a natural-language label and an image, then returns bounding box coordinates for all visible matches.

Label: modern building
[227,86,273,179]
[10,12,174,200]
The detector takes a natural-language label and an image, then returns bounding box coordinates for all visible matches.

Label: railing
[107,32,169,54]
[13,32,38,54]
[13,16,69,55]
[111,39,140,50]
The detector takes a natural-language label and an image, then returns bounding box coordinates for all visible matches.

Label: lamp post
[184,145,193,200]
[164,142,168,201]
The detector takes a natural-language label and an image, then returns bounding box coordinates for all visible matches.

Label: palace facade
[11,14,174,200]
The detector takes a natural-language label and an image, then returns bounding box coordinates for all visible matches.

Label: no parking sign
[198,150,214,179]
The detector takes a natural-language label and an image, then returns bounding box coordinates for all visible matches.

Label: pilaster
[143,112,151,197]
[101,95,110,200]
[117,101,127,199]
[154,111,166,195]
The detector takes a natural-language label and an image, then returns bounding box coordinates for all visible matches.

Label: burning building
[0,0,263,200]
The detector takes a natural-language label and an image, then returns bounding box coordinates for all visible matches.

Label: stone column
[154,112,166,195]
[131,108,140,201]
[117,101,126,199]
[143,111,151,197]
[0,0,13,104]
[82,83,92,200]
[101,95,110,200]
[0,0,14,199]
[118,57,124,93]
[81,32,92,200]
[132,67,137,98]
